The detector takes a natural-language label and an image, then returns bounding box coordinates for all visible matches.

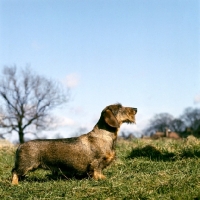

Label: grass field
[0,136,200,199]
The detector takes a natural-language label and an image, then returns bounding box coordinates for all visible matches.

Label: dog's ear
[103,109,119,128]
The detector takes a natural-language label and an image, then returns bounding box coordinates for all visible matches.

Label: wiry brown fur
[11,103,137,184]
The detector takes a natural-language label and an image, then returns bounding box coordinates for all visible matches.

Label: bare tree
[0,66,70,143]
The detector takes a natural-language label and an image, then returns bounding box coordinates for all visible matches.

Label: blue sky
[0,0,200,141]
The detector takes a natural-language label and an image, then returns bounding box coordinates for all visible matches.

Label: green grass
[1,136,200,199]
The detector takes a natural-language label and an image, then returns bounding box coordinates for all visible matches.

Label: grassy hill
[0,137,200,199]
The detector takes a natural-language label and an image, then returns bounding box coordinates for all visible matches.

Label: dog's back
[13,137,92,175]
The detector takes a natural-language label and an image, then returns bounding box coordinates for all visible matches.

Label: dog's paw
[93,171,106,180]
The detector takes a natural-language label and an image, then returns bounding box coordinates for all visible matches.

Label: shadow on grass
[127,145,200,161]
[23,172,89,183]
[181,148,200,158]
[127,145,176,161]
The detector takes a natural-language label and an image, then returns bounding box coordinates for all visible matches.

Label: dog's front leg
[89,159,106,180]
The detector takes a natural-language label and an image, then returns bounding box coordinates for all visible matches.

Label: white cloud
[59,117,75,126]
[194,94,200,104]
[63,73,80,88]
[48,116,75,129]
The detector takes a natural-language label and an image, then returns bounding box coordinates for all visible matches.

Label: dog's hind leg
[11,161,40,185]
[11,170,19,185]
[11,167,28,185]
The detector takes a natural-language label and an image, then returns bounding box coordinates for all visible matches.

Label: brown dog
[11,103,137,184]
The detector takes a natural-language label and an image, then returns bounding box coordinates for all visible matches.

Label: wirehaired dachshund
[11,103,137,184]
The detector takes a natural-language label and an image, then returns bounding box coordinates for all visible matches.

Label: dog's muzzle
[133,108,137,114]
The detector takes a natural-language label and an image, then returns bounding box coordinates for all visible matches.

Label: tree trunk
[19,129,24,144]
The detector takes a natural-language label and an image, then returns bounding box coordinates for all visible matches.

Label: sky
[0,0,200,142]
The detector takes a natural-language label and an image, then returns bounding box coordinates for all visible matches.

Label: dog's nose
[133,108,137,113]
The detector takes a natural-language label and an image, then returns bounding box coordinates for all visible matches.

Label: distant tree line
[143,107,200,138]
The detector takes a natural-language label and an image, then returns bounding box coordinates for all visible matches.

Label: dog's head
[101,103,137,128]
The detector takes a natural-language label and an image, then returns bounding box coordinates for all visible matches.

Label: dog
[11,103,137,184]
